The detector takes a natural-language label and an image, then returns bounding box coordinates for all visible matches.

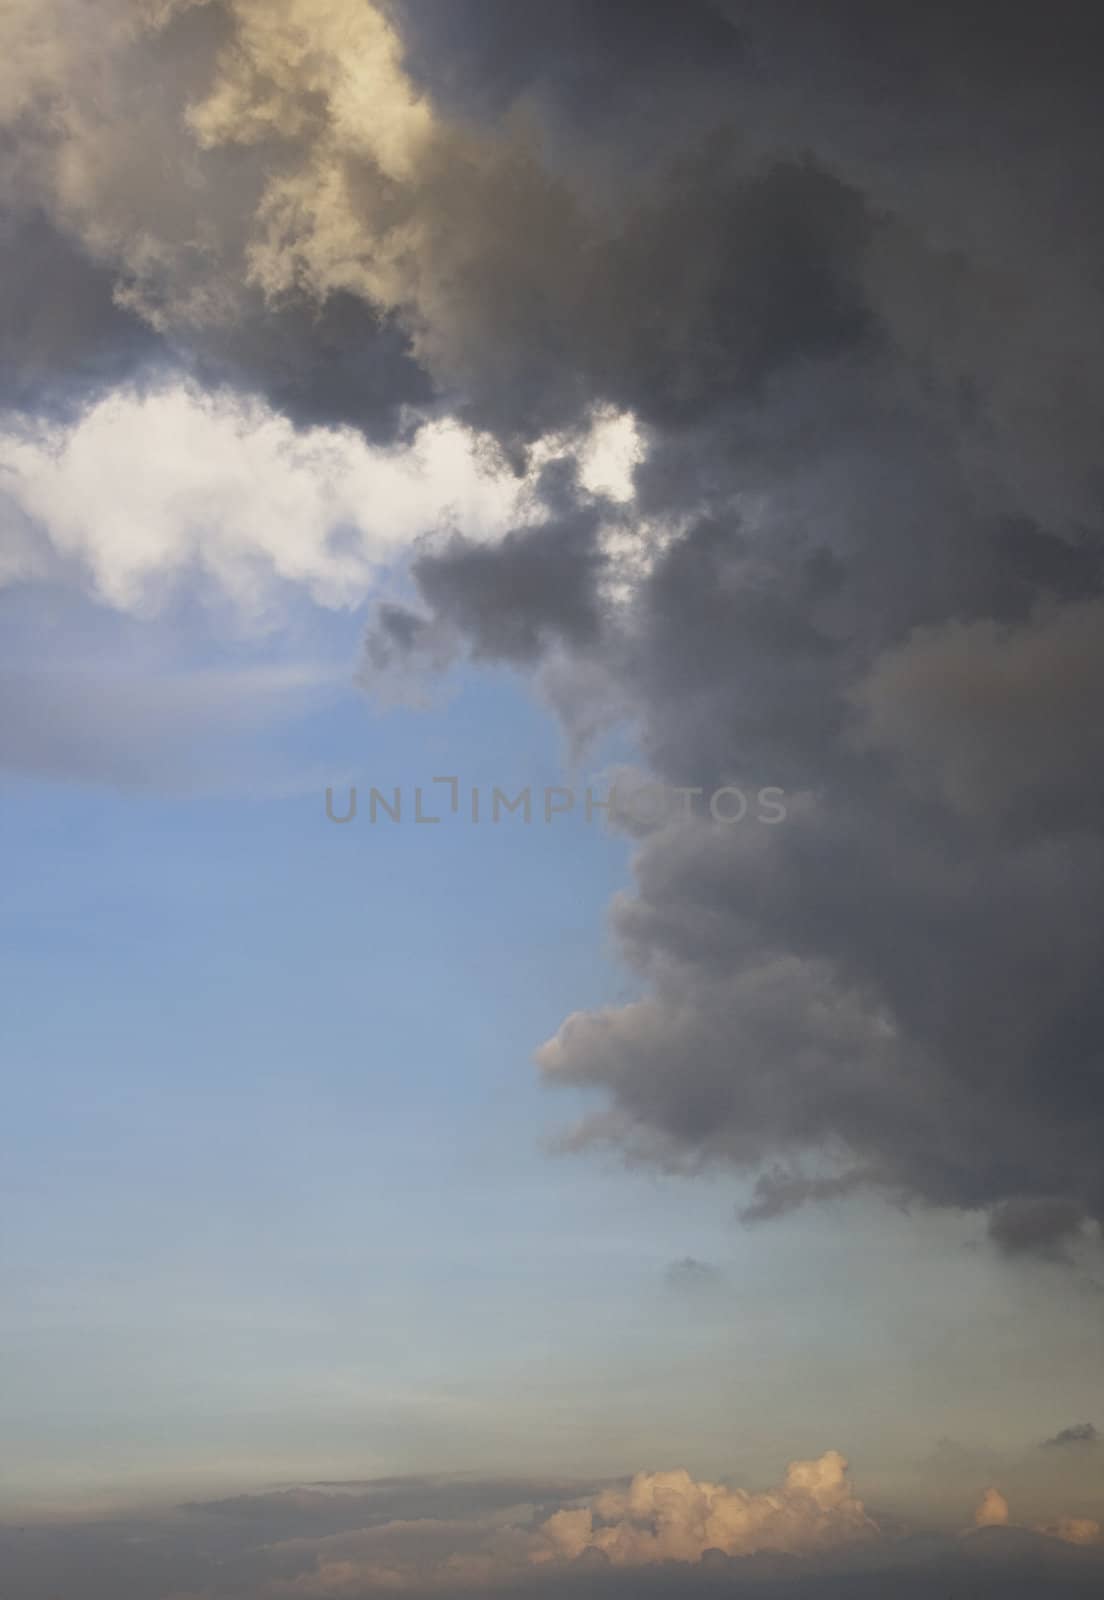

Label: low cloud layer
[2,1461,1102,1600]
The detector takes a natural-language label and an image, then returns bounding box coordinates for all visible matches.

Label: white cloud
[0,384,529,619]
[972,1486,1102,1547]
[0,384,652,624]
[574,408,644,504]
[974,1487,1010,1529]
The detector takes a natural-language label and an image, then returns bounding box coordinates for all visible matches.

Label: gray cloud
[987,1198,1090,1263]
[0,209,167,416]
[852,598,1104,832]
[344,5,1104,1254]
[405,464,611,664]
[385,0,746,134]
[663,1257,719,1292]
[352,0,1104,1254]
[1043,1425,1101,1451]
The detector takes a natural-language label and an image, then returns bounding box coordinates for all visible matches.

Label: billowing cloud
[973,1486,1101,1549]
[974,1488,1011,1530]
[853,598,1104,829]
[533,1451,875,1568]
[232,1453,879,1586]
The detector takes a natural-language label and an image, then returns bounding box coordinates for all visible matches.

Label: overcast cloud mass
[2,1,1104,1594]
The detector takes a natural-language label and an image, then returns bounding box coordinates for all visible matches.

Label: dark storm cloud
[322,129,879,450]
[0,221,428,453]
[0,210,166,416]
[386,0,745,131]
[358,4,1104,1254]
[741,1169,875,1225]
[409,465,609,663]
[186,289,432,441]
[987,1198,1090,1261]
[0,210,427,438]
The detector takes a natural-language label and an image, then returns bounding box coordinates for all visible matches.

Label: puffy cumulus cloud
[0,0,430,365]
[184,0,432,174]
[2,2,237,320]
[533,1451,876,1569]
[972,1486,1101,1548]
[974,1488,1011,1530]
[0,0,433,432]
[168,1454,878,1592]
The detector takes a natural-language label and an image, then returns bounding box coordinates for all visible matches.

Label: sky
[2,2,1104,1597]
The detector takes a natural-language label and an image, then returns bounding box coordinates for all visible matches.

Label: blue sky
[3,658,1101,1516]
